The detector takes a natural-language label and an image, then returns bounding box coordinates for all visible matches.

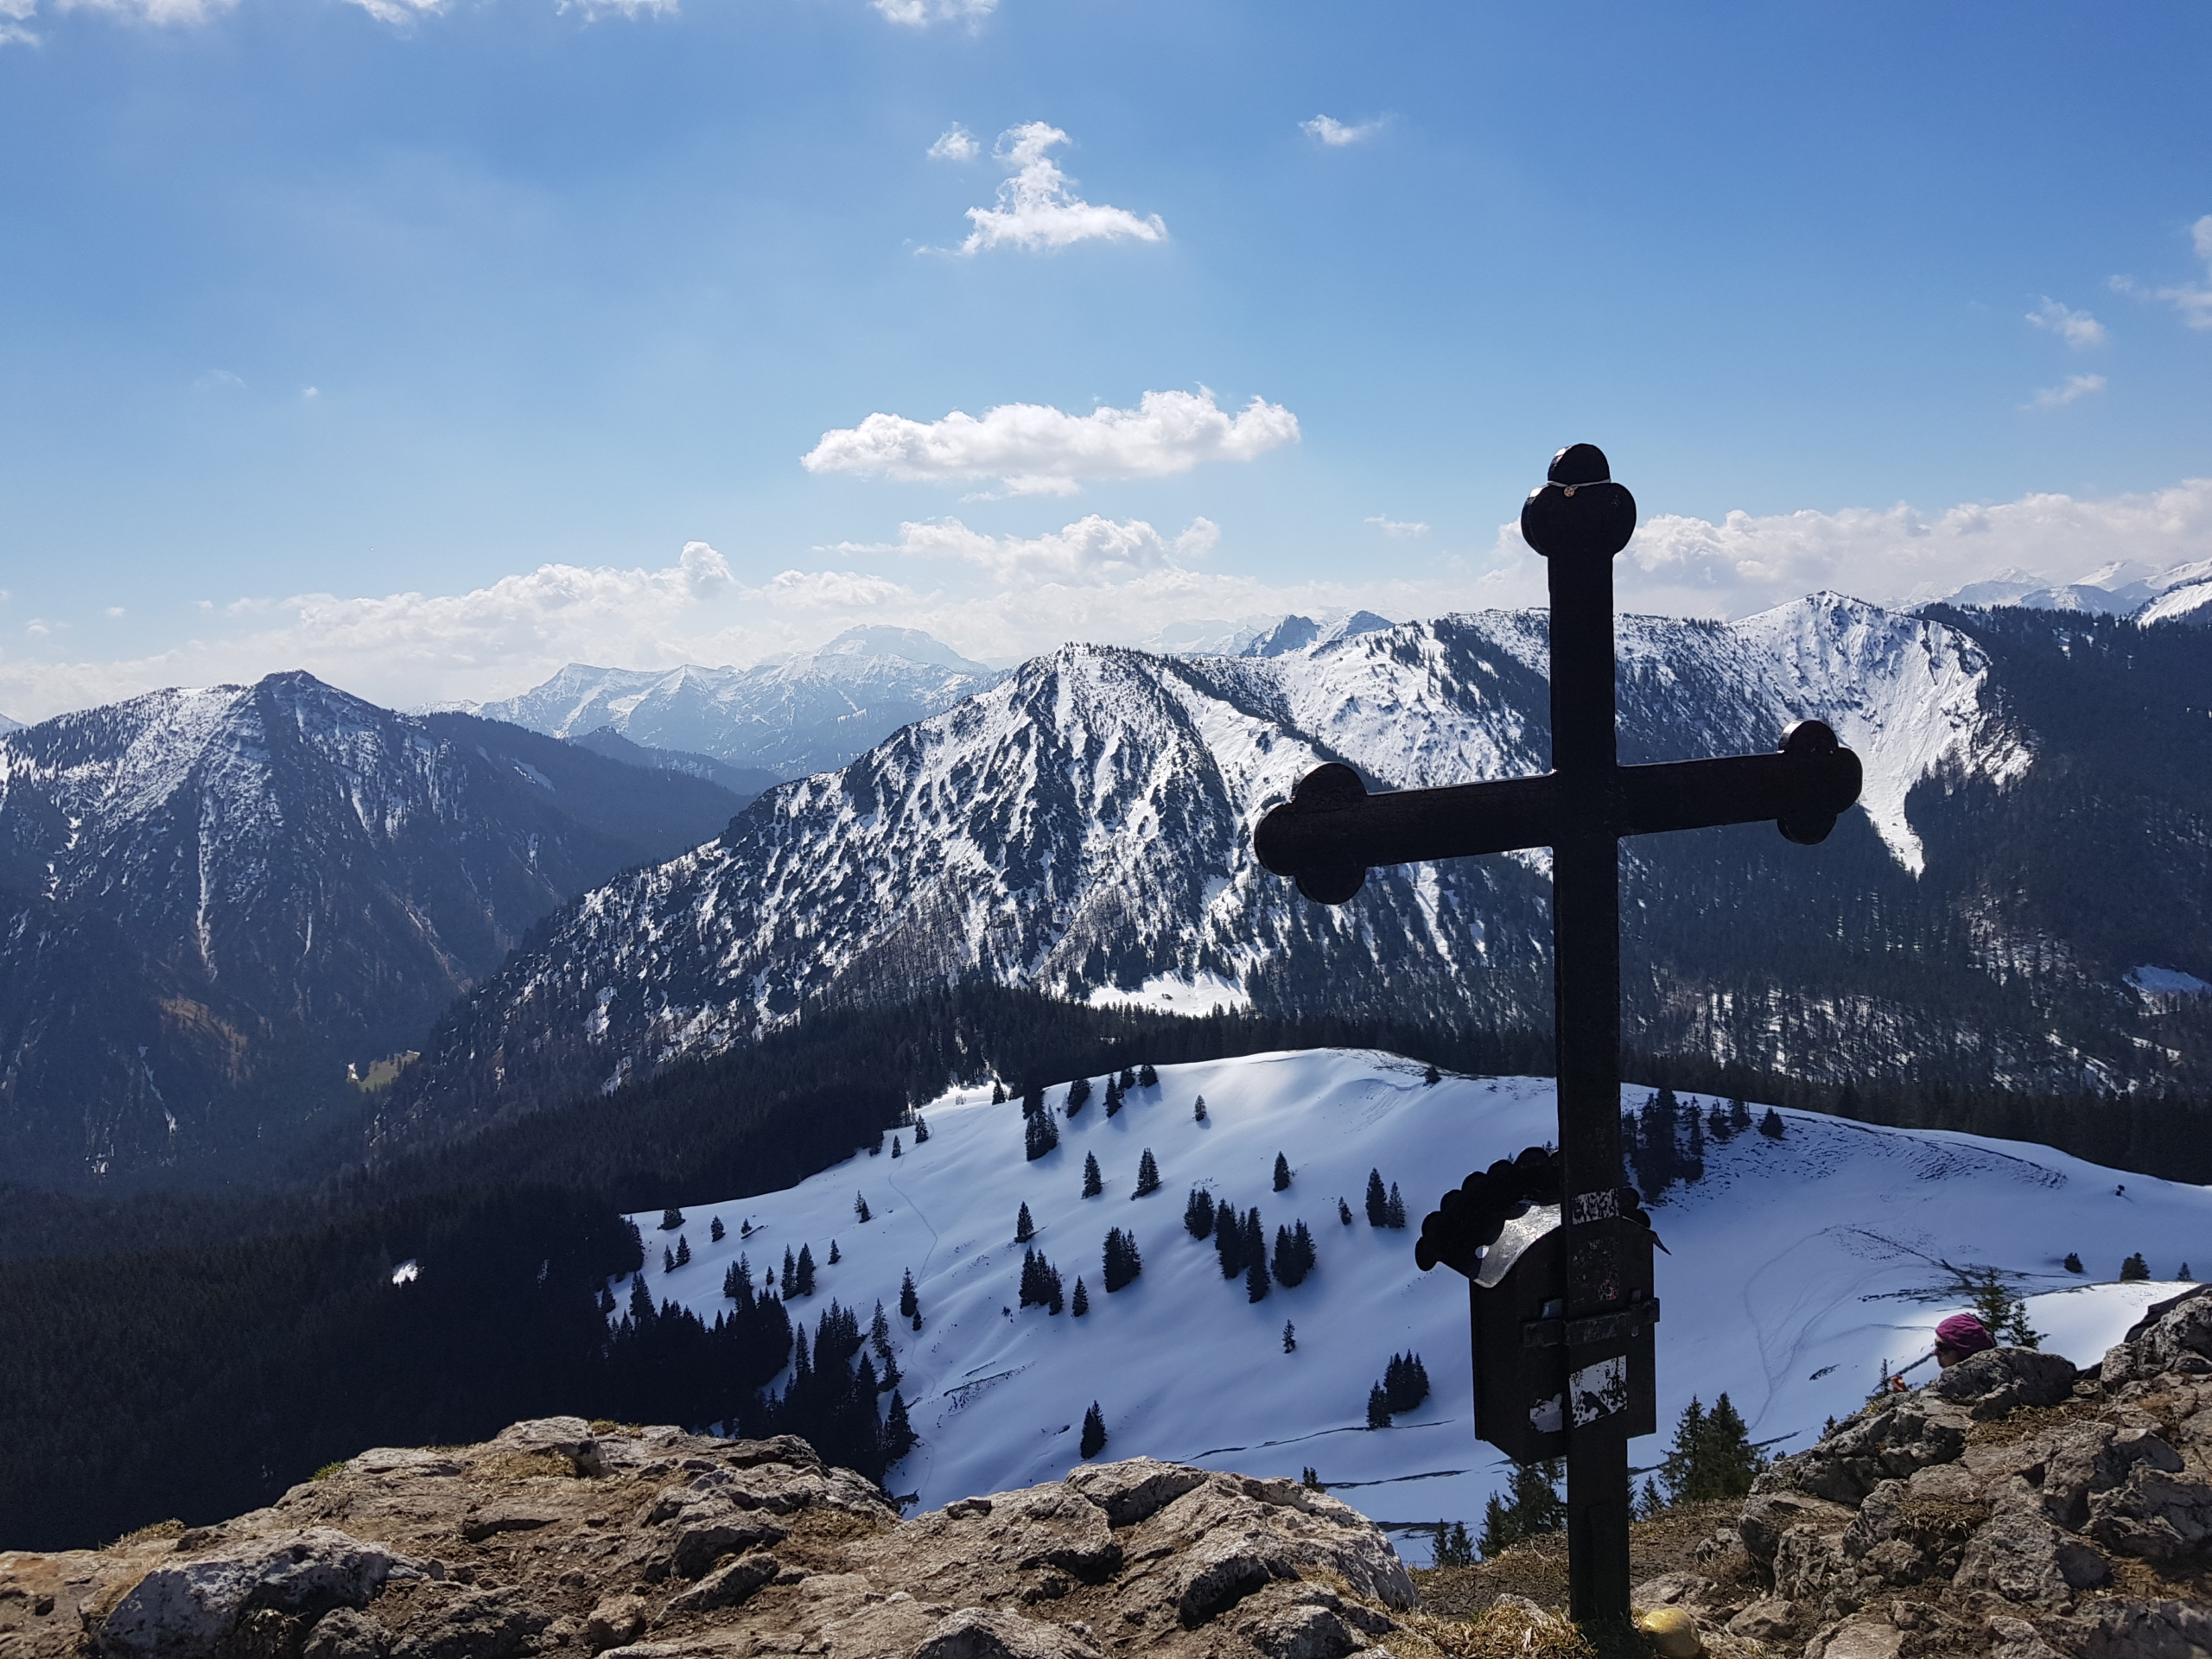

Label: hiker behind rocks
[1886,1312,1997,1390]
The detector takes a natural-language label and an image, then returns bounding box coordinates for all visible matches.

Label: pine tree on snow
[661,1206,685,1230]
[1021,1083,1044,1118]
[1015,1201,1036,1243]
[1134,1148,1161,1198]
[1243,1211,1270,1302]
[1214,1201,1245,1278]
[1385,1184,1408,1229]
[891,1135,902,1158]
[1281,1320,1295,1353]
[2121,1252,2151,1281]
[1066,1077,1092,1115]
[870,1300,893,1360]
[1273,1152,1292,1192]
[1024,1109,1060,1161]
[1184,1187,1216,1238]
[1103,1227,1142,1292]
[1139,1063,1158,1088]
[675,1235,691,1268]
[992,1081,1007,1104]
[912,1116,930,1142]
[899,1268,919,1319]
[1424,1064,1440,1086]
[1082,1152,1103,1198]
[1118,1066,1136,1090]
[1729,1096,1753,1135]
[855,1192,872,1223]
[1366,1383,1391,1429]
[1079,1402,1108,1459]
[828,1239,840,1264]
[1758,1106,1786,1139]
[1338,1198,1354,1226]
[1071,1277,1090,1316]
[710,1217,726,1243]
[1192,1095,1207,1122]
[1104,1078,1122,1117]
[1365,1169,1389,1227]
[783,1247,797,1292]
[664,1246,677,1274]
[884,1390,916,1462]
[794,1243,816,1296]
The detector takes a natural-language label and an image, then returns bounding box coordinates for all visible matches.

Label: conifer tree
[1246,1251,1270,1304]
[2064,1252,2084,1274]
[828,1239,840,1264]
[1066,1077,1091,1116]
[710,1217,727,1243]
[1071,1277,1090,1316]
[675,1235,692,1268]
[794,1243,816,1296]
[1214,1200,1244,1277]
[1365,1169,1389,1227]
[1185,1186,1216,1239]
[1434,1521,1474,1567]
[1015,1202,1036,1243]
[2121,1251,2151,1281]
[783,1246,797,1292]
[1140,1063,1158,1086]
[1706,1103,1731,1142]
[1103,1227,1143,1292]
[1478,1461,1566,1556]
[891,1135,903,1158]
[1965,1268,2041,1347]
[870,1300,893,1359]
[899,1268,919,1320]
[1024,1108,1060,1161]
[1382,1352,1430,1413]
[1022,1083,1045,1118]
[993,1081,1007,1104]
[1274,1152,1293,1192]
[1385,1183,1408,1229]
[741,1219,754,1238]
[913,1116,930,1143]
[1366,1383,1391,1428]
[2183,1262,2196,1280]
[1104,1078,1122,1117]
[883,1391,915,1463]
[1119,1066,1137,1090]
[1080,1402,1107,1459]
[1758,1106,1786,1139]
[1338,1198,1354,1226]
[1083,1152,1103,1198]
[1424,1064,1440,1086]
[1193,1095,1207,1122]
[1729,1096,1753,1135]
[661,1206,685,1230]
[855,1192,872,1223]
[664,1246,677,1274]
[1658,1393,1766,1504]
[1134,1148,1161,1198]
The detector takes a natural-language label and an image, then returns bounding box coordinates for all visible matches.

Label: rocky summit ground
[4,1284,2209,1659]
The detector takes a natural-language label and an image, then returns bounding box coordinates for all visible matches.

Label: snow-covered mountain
[1942,556,2212,626]
[399,594,2101,1128]
[617,1048,2212,1560]
[0,673,746,1185]
[472,628,1004,781]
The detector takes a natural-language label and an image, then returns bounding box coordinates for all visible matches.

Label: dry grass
[1397,1604,1598,1659]
[1412,1498,1750,1620]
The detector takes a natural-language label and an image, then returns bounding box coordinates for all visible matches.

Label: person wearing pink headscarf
[1933,1313,1997,1369]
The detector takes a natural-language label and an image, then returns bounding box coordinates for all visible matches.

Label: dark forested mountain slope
[0,674,741,1187]
[381,595,2212,1142]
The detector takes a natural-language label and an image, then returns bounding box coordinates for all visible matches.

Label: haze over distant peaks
[1940,556,2212,625]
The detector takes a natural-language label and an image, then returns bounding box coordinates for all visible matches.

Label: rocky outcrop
[1643,1285,2212,1657]
[0,1425,1415,1659]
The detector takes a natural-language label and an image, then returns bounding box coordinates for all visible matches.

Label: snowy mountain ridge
[470,627,1004,781]
[394,594,2028,1124]
[616,1047,2212,1559]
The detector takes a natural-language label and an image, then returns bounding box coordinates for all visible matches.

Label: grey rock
[584,1593,648,1653]
[350,1450,466,1480]
[1236,1602,1362,1659]
[387,1586,551,1659]
[302,1608,393,1659]
[1174,1544,1283,1628]
[1926,1348,2080,1418]
[1955,1496,2107,1609]
[1738,1491,1855,1563]
[1630,1571,1714,1608]
[912,1606,1103,1659]
[1062,1459,1209,1529]
[488,1417,605,1478]
[99,1528,423,1659]
[2049,1598,2212,1659]
[1724,1598,1802,1641]
[663,1553,778,1617]
[2085,1465,2212,1567]
[1807,1611,1902,1659]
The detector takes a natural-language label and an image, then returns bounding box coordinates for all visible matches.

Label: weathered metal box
[1468,1205,1659,1461]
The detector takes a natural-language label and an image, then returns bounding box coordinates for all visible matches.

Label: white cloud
[953,124,1165,255]
[2027,373,2105,410]
[928,125,980,162]
[1301,114,1382,147]
[873,0,994,24]
[55,0,236,22]
[802,388,1298,494]
[193,369,245,392]
[1366,515,1427,538]
[0,0,36,46]
[558,0,677,16]
[302,385,321,400]
[2026,297,2106,347]
[848,514,1219,585]
[341,0,441,24]
[1471,477,2212,620]
[2152,214,2212,330]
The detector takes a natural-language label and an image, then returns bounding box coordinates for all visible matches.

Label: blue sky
[2,0,2209,715]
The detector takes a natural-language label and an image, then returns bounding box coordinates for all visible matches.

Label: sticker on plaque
[1529,1392,1564,1435]
[1568,1356,1629,1426]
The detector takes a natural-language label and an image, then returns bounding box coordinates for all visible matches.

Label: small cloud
[2027,298,2106,348]
[2151,213,2212,330]
[842,514,1218,587]
[928,125,980,162]
[0,0,37,46]
[1365,515,1428,538]
[340,0,440,23]
[105,607,124,619]
[556,0,676,16]
[803,388,1298,493]
[54,0,238,22]
[952,124,1166,255]
[1301,114,1382,147]
[302,385,321,400]
[873,0,994,25]
[193,369,245,393]
[2026,373,2106,410]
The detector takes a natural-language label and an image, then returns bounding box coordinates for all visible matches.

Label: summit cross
[1252,443,1865,1627]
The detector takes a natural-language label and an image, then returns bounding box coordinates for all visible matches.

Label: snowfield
[614,1050,2210,1562]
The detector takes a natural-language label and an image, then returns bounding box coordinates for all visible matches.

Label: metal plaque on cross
[1252,443,1863,1626]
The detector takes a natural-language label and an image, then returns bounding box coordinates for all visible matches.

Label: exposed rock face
[1658,1286,2212,1657]
[0,1424,1413,1659]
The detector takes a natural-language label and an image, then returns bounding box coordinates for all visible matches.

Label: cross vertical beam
[1249,442,1865,1634]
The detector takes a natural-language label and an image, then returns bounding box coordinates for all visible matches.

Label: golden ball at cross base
[1633,1606,1704,1658]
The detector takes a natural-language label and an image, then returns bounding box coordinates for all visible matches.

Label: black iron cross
[1253,444,1863,1627]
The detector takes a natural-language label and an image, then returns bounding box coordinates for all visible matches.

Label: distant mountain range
[464,627,1003,781]
[1941,556,2212,625]
[382,595,2212,1148]
[0,674,744,1188]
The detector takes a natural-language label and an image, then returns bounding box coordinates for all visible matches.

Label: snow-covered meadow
[614,1050,2211,1562]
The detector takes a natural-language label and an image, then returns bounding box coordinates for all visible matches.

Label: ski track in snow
[616,1049,2211,1564]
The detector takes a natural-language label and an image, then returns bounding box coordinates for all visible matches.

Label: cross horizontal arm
[1253,720,1862,905]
